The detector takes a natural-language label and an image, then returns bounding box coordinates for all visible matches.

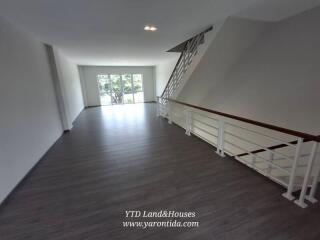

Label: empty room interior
[1,0,320,239]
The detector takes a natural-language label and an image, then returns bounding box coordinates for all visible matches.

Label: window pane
[97,73,144,105]
[110,74,123,104]
[123,93,134,104]
[133,74,143,92]
[121,74,134,104]
[97,75,111,105]
[133,74,144,103]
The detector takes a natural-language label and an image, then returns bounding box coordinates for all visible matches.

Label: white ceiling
[236,0,320,21]
[0,0,319,66]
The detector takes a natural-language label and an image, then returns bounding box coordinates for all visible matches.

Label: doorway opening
[97,74,144,105]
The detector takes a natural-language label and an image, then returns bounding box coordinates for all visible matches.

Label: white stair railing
[157,97,320,208]
[160,27,212,108]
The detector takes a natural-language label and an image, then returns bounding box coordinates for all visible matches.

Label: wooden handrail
[237,140,299,157]
[167,26,213,52]
[159,97,320,142]
[236,136,319,158]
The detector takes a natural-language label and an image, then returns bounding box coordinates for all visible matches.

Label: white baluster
[294,142,318,208]
[252,155,257,169]
[267,152,274,177]
[216,120,225,157]
[282,138,303,201]
[156,97,160,117]
[167,101,172,124]
[306,151,320,203]
[220,120,225,157]
[185,110,192,136]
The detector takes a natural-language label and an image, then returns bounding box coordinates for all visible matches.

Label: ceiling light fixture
[144,25,151,31]
[150,26,157,31]
[144,25,157,32]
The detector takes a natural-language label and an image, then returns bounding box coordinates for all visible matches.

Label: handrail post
[267,152,274,177]
[156,97,160,117]
[306,143,320,203]
[282,137,303,201]
[185,110,192,136]
[216,119,225,157]
[294,141,319,208]
[252,155,257,169]
[167,101,172,124]
[220,120,225,157]
[215,121,221,155]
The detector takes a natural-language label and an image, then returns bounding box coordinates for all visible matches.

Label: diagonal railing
[160,26,212,105]
[157,97,320,208]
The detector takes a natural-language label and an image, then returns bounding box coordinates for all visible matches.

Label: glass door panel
[133,74,144,103]
[110,74,123,105]
[97,73,144,105]
[97,75,112,105]
[122,74,134,104]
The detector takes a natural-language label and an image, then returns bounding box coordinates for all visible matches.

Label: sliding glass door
[97,74,144,105]
[122,74,134,104]
[110,75,122,104]
[133,74,143,103]
[97,75,112,105]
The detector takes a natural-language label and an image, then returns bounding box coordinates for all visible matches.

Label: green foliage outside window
[97,74,143,105]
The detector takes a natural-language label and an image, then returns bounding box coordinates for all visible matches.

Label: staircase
[160,26,213,105]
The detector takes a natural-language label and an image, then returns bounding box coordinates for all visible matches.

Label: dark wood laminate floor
[0,103,320,240]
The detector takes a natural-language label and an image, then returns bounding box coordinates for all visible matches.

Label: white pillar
[306,143,320,203]
[294,142,318,208]
[282,138,303,201]
[267,152,274,177]
[252,155,257,169]
[216,120,225,157]
[185,110,192,136]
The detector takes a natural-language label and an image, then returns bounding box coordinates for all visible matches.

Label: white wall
[53,48,84,126]
[80,66,156,106]
[155,57,179,97]
[179,7,320,135]
[179,17,270,104]
[0,17,63,203]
